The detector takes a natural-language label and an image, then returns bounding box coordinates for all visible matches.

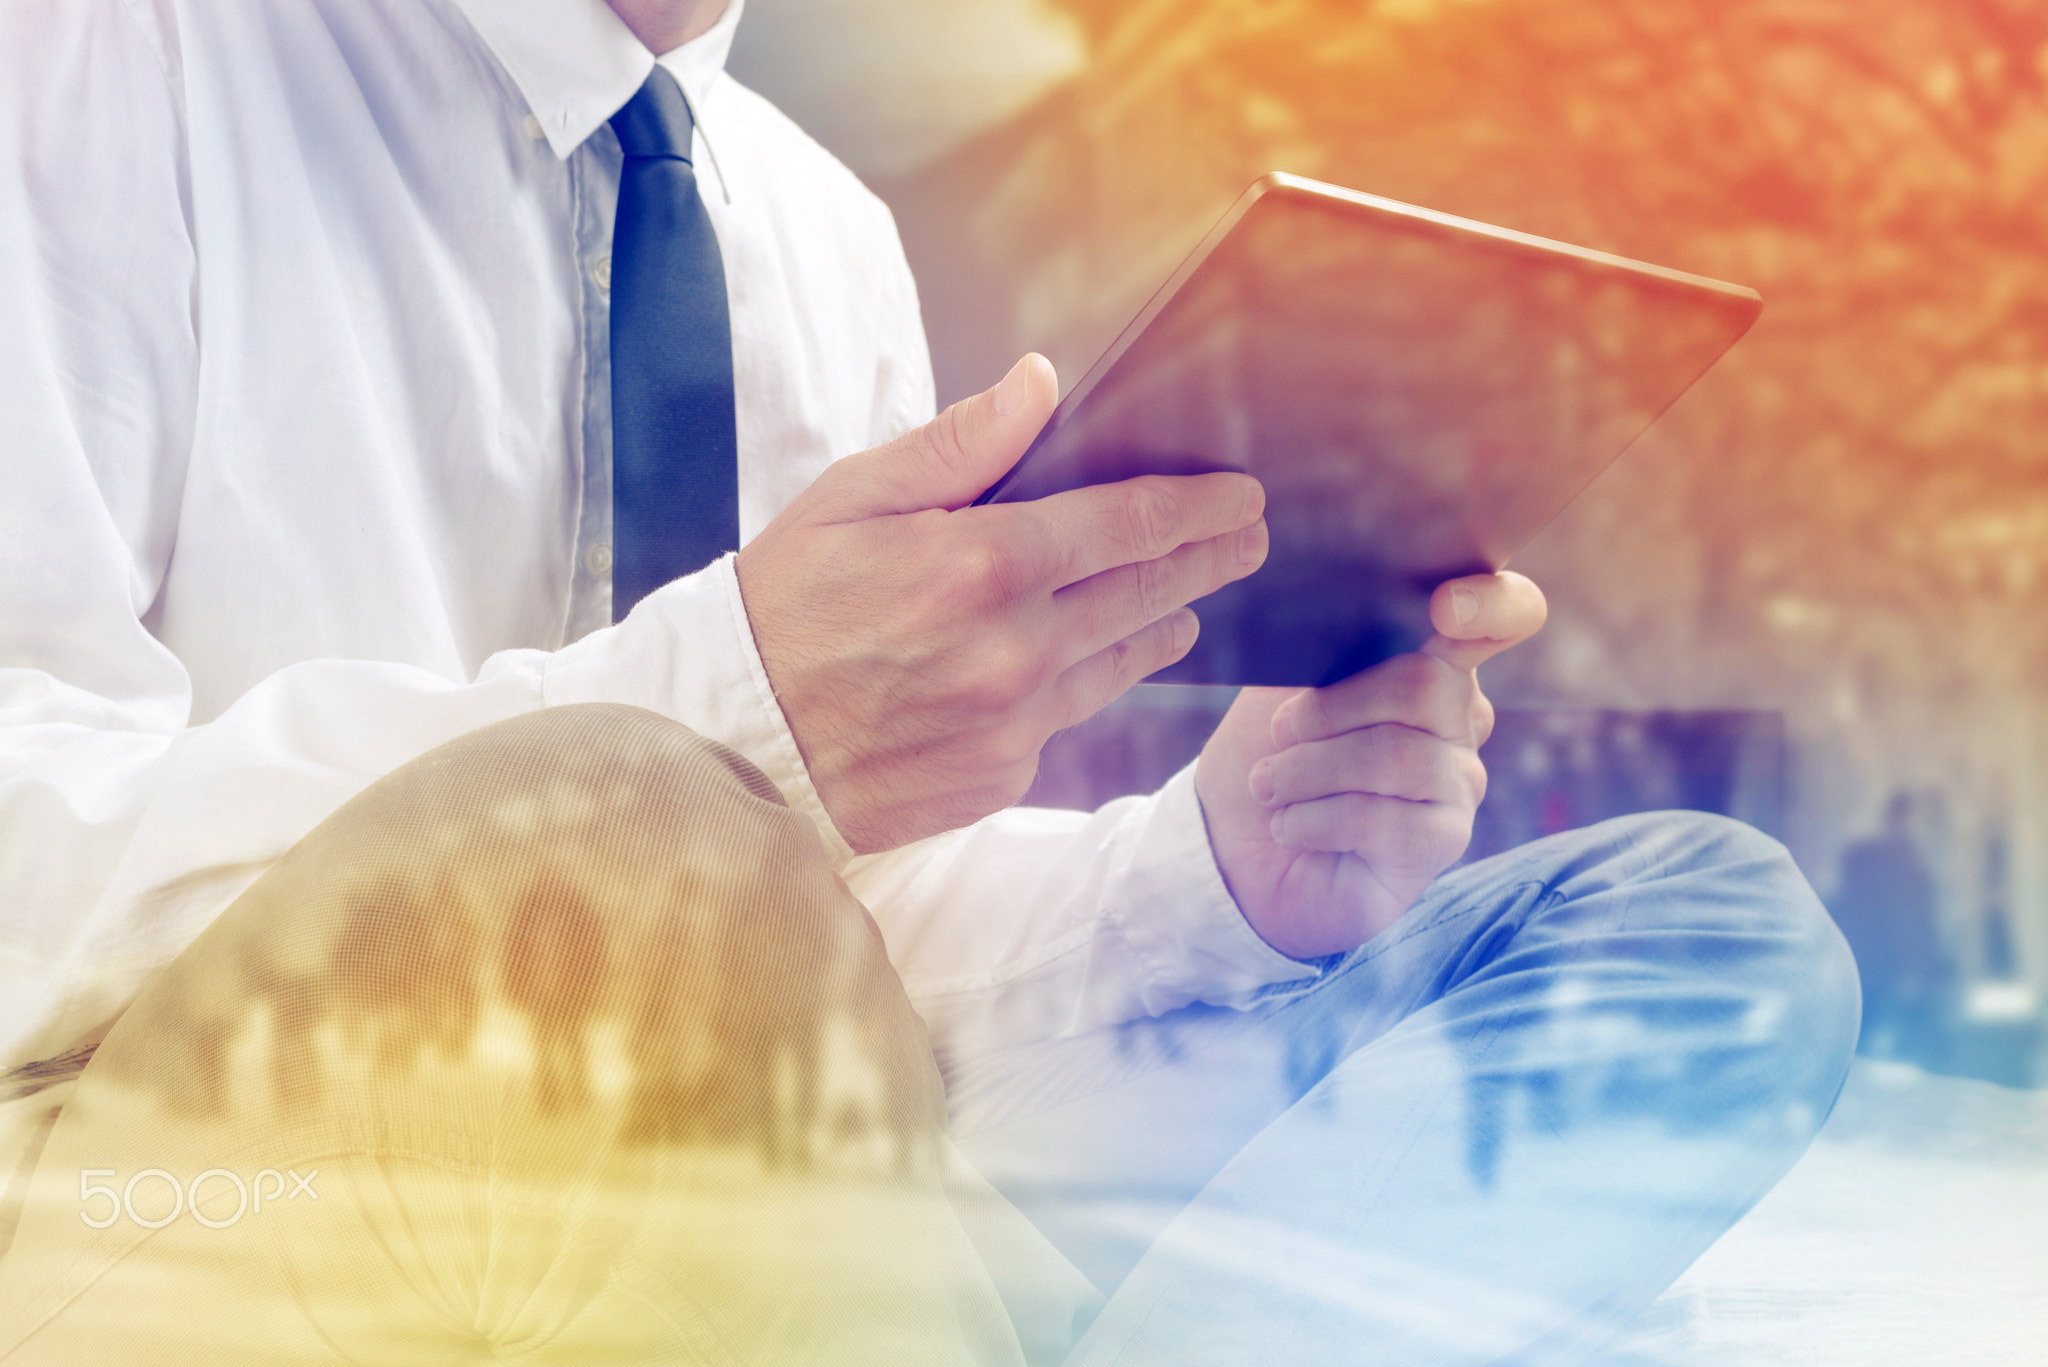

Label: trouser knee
[89,704,941,1174]
[1444,810,1859,1157]
[1552,811,1859,1125]
[1,708,1015,1364]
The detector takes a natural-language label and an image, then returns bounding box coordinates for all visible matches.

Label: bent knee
[1602,813,1855,989]
[1580,809,1793,885]
[400,702,795,835]
[95,706,931,1142]
[220,703,848,986]
[1533,811,1860,1116]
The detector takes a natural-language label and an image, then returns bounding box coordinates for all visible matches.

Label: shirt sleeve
[0,3,828,1071]
[842,769,1320,1066]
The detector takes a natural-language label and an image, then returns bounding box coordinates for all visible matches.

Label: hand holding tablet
[977,174,1762,686]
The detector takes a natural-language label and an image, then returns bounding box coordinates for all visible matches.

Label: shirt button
[590,254,612,291]
[584,541,613,576]
[521,114,546,141]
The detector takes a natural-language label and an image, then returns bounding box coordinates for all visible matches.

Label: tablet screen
[980,175,1761,686]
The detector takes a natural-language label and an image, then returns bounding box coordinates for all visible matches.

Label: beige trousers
[0,706,1036,1364]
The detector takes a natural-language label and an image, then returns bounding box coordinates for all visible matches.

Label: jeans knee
[1498,811,1858,1134]
[1575,809,1787,889]
[1614,810,1859,1119]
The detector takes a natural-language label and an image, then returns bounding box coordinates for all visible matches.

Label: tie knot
[609,67,695,161]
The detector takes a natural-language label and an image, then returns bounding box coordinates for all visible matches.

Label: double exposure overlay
[1,1,2043,1364]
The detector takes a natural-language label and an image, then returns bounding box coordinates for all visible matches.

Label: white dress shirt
[0,0,1318,1180]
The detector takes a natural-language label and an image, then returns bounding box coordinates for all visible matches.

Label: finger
[1045,607,1200,729]
[1047,521,1266,666]
[1268,791,1474,870]
[1422,571,1547,672]
[1022,472,1265,588]
[1251,725,1484,810]
[1473,687,1497,748]
[818,354,1059,518]
[1272,653,1479,748]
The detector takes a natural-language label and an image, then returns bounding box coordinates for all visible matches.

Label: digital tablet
[974,173,1762,686]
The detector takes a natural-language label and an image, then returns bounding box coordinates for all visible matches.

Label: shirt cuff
[539,554,855,867]
[1109,763,1322,1011]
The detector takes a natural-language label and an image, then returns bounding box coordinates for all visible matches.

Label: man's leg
[0,705,1021,1366]
[950,811,1860,1365]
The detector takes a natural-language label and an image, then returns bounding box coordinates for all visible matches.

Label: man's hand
[737,355,1269,854]
[1195,573,1547,959]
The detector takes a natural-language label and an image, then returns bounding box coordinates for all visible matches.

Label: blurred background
[730,0,2048,1087]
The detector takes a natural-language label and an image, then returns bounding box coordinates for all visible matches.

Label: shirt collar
[447,0,745,160]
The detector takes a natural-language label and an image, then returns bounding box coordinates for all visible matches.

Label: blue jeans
[951,811,1861,1365]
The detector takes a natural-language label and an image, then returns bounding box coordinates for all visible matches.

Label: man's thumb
[828,354,1058,517]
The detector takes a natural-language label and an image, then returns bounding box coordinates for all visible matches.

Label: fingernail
[1249,761,1275,805]
[993,355,1031,416]
[1452,585,1479,628]
[1238,520,1269,568]
[1270,705,1298,748]
[1170,607,1197,656]
[1240,479,1265,523]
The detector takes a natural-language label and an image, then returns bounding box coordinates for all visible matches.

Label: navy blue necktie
[608,67,738,621]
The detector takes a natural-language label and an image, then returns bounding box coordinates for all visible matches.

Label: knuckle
[1286,795,1335,848]
[1462,751,1490,806]
[965,637,1038,710]
[1395,654,1458,722]
[1325,806,1367,853]
[924,402,974,473]
[1133,631,1175,685]
[1123,616,1182,682]
[1011,652,1058,701]
[951,538,1017,607]
[1396,677,1437,727]
[1133,553,1179,620]
[1391,728,1439,787]
[1285,691,1328,745]
[1472,689,1497,745]
[1098,633,1143,693]
[1381,654,1432,706]
[1116,480,1180,552]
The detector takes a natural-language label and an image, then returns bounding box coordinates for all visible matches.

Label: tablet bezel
[976,173,1761,510]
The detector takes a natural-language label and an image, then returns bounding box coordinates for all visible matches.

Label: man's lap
[0,707,1024,1365]
[0,708,1858,1365]
[952,811,1860,1363]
